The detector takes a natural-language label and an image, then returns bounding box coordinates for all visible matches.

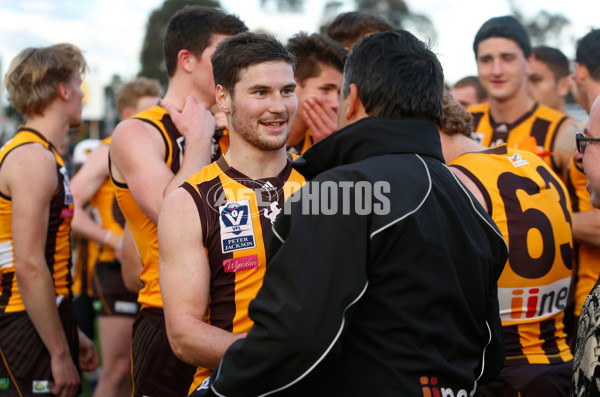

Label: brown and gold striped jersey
[468,102,568,172]
[0,127,74,314]
[183,155,305,390]
[451,145,573,365]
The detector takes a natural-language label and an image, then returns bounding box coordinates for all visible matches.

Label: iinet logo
[498,278,570,323]
[420,376,470,397]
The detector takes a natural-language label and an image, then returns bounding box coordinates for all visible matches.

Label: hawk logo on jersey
[263,202,281,224]
[220,200,256,253]
[506,154,529,168]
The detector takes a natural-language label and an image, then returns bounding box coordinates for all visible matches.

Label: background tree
[139,0,221,88]
[318,0,436,43]
[508,0,571,47]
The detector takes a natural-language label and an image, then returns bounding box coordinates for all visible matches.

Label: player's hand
[78,328,100,371]
[303,96,337,142]
[163,96,216,144]
[49,352,80,397]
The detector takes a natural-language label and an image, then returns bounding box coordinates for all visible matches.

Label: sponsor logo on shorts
[420,376,470,397]
[115,301,139,314]
[0,378,10,390]
[32,380,51,393]
[223,255,259,273]
[220,200,256,253]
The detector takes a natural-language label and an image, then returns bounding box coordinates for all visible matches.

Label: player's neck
[25,109,69,149]
[287,118,308,146]
[224,143,288,180]
[488,91,533,124]
[441,133,485,163]
[163,79,212,110]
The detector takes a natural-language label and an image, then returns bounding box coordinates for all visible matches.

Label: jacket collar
[293,117,444,179]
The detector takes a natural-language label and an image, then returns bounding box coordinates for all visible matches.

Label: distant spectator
[326,11,394,49]
[451,75,486,107]
[528,46,572,113]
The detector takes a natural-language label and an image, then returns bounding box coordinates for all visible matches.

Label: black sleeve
[194,181,370,397]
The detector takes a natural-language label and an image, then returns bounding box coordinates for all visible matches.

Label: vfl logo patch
[223,255,259,272]
[506,153,529,168]
[32,380,51,393]
[220,200,256,253]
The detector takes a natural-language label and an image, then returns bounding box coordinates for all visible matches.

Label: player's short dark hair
[576,29,600,81]
[453,75,487,103]
[342,30,443,125]
[473,15,531,58]
[212,32,296,96]
[533,46,570,80]
[326,11,394,48]
[285,32,347,86]
[163,6,247,78]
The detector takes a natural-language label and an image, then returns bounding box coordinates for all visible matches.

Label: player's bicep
[158,188,211,324]
[111,120,171,223]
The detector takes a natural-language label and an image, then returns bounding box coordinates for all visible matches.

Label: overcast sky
[0,0,598,101]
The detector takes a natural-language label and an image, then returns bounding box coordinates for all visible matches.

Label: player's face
[295,63,343,125]
[450,85,479,108]
[576,98,600,208]
[528,60,561,110]
[228,61,297,151]
[476,38,531,103]
[66,74,84,127]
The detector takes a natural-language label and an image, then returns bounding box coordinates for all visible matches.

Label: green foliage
[508,0,571,47]
[138,0,221,88]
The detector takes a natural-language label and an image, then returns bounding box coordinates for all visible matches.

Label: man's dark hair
[342,30,443,125]
[453,75,487,103]
[326,11,394,48]
[533,46,570,80]
[212,32,296,96]
[473,15,531,58]
[576,29,600,81]
[285,32,347,86]
[163,6,247,77]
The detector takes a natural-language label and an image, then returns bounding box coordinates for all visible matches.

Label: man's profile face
[476,37,530,103]
[193,33,231,105]
[528,59,564,111]
[575,98,600,208]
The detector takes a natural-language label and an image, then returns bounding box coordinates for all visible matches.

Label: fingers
[303,97,337,142]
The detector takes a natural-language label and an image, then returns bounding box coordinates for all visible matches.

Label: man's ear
[524,54,534,76]
[215,85,231,114]
[58,81,69,100]
[574,62,589,84]
[121,107,133,120]
[344,83,361,121]
[177,49,195,73]
[557,75,572,98]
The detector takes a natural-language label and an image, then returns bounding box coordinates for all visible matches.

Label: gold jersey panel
[111,105,183,309]
[451,145,573,365]
[566,156,600,316]
[0,127,74,314]
[468,102,567,173]
[184,155,305,391]
[91,137,125,263]
[286,129,314,155]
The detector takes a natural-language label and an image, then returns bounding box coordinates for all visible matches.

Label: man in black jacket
[192,30,508,397]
